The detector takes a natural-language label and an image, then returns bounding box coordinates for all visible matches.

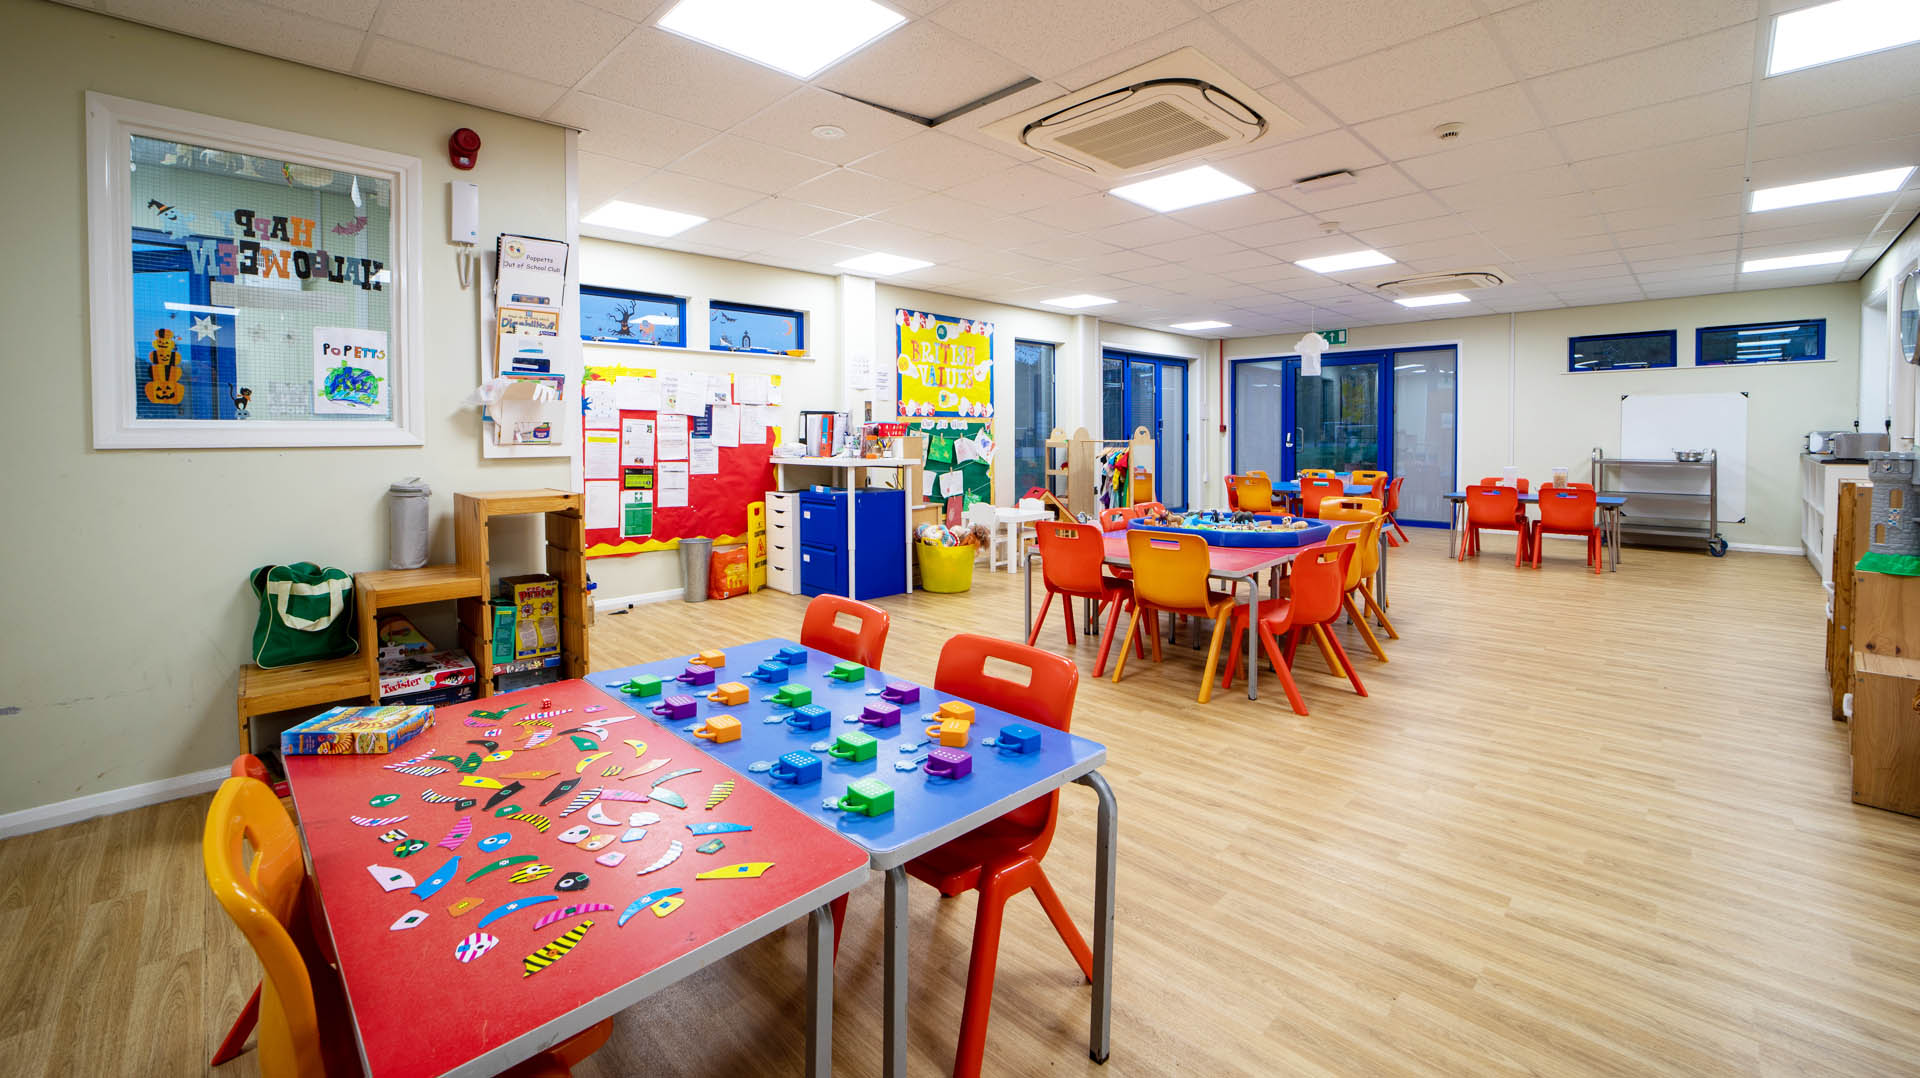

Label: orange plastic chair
[1299,475,1346,517]
[1111,531,1237,703]
[1219,542,1368,710]
[905,634,1092,1078]
[1382,476,1411,546]
[1461,484,1530,566]
[1298,468,1335,480]
[1532,487,1602,573]
[800,594,890,667]
[1225,472,1267,510]
[1348,470,1389,501]
[1317,503,1398,646]
[1235,474,1276,513]
[1097,507,1130,532]
[212,754,281,1067]
[1028,521,1142,676]
[1538,481,1594,493]
[204,776,612,1077]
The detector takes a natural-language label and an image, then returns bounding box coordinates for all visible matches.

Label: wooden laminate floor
[6,538,1919,1077]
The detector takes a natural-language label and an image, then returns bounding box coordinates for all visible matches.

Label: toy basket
[916,542,975,593]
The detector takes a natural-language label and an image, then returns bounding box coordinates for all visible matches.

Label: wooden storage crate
[1851,652,1920,817]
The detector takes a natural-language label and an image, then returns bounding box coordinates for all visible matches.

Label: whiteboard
[1620,392,1746,522]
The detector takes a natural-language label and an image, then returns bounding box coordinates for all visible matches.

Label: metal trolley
[1592,448,1728,557]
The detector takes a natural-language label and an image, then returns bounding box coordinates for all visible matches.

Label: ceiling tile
[1748,95,1920,162]
[1136,233,1249,262]
[668,135,835,195]
[674,219,785,253]
[1215,0,1480,77]
[579,27,799,127]
[722,197,859,237]
[1569,131,1747,188]
[546,92,720,168]
[1223,130,1387,191]
[1281,166,1424,214]
[1294,22,1519,123]
[1350,213,1480,246]
[260,0,383,29]
[1350,84,1543,162]
[930,0,1194,79]
[1747,135,1920,188]
[1432,165,1585,211]
[578,151,652,211]
[1552,86,1750,161]
[850,131,1022,190]
[368,0,631,83]
[1020,191,1153,232]
[944,163,1098,214]
[1099,215,1204,249]
[876,193,994,235]
[1169,192,1298,233]
[1015,234,1125,261]
[1232,214,1352,249]
[610,168,763,218]
[98,0,368,70]
[730,86,926,165]
[357,37,569,117]
[1527,23,1755,125]
[1752,43,1920,125]
[816,19,1030,121]
[1490,0,1756,78]
[786,168,927,215]
[1399,130,1567,188]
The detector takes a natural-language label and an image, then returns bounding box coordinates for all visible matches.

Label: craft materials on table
[280,678,867,1078]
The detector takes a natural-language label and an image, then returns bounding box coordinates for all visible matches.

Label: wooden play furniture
[1850,569,1920,817]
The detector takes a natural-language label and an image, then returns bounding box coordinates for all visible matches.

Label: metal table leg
[1448,498,1461,559]
[807,904,834,1078]
[1244,573,1260,701]
[1023,550,1034,638]
[1074,771,1117,1064]
[883,866,909,1078]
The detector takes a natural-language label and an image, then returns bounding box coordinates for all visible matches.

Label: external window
[1696,319,1826,365]
[581,285,684,347]
[1568,330,1677,372]
[1012,340,1056,495]
[710,300,805,354]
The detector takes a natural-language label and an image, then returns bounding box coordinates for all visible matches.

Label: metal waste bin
[678,537,713,602]
[386,477,431,569]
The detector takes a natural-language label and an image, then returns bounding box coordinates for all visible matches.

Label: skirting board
[595,588,681,612]
[0,765,228,839]
[1534,534,1797,556]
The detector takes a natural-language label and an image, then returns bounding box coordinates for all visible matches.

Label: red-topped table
[1023,530,1305,702]
[285,679,869,1078]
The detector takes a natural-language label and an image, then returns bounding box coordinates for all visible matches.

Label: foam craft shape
[585,705,607,713]
[787,705,832,731]
[352,815,408,827]
[560,788,603,816]
[455,932,499,963]
[555,871,590,892]
[393,838,429,858]
[705,780,735,810]
[378,828,409,843]
[623,738,647,758]
[651,787,687,809]
[882,682,920,705]
[533,903,614,930]
[370,793,399,807]
[692,650,726,667]
[390,909,428,931]
[575,750,611,772]
[696,838,726,854]
[506,812,552,833]
[693,715,741,743]
[570,735,599,752]
[492,804,522,818]
[477,832,511,852]
[367,864,416,892]
[695,861,774,880]
[634,841,683,876]
[468,740,498,752]
[580,834,614,851]
[597,788,649,802]
[509,863,555,884]
[652,767,701,787]
[468,855,537,881]
[619,828,648,843]
[686,822,752,835]
[595,851,626,868]
[707,683,750,706]
[635,758,670,775]
[478,894,558,929]
[618,888,683,927]
[601,764,624,778]
[629,812,661,826]
[541,778,580,807]
[485,750,514,763]
[447,896,481,917]
[436,816,473,850]
[419,791,462,805]
[502,770,558,780]
[587,804,621,826]
[459,776,505,790]
[556,825,590,844]
[484,783,525,810]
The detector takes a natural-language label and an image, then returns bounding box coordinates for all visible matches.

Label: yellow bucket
[916,542,975,593]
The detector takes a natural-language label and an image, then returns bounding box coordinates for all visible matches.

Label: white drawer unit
[765,491,798,533]
[764,492,799,593]
[766,561,796,594]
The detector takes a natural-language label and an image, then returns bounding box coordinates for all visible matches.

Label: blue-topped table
[1443,490,1627,571]
[591,638,1117,1076]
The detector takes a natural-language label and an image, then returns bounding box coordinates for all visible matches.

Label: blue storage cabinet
[798,488,906,600]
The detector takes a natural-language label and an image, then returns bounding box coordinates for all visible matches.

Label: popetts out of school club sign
[895,309,993,418]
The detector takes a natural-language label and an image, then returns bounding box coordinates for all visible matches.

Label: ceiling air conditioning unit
[1375,268,1509,299]
[982,48,1295,179]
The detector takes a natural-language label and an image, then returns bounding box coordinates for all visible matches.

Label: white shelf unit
[1800,454,1870,585]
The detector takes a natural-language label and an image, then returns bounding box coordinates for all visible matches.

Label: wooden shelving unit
[235,487,589,750]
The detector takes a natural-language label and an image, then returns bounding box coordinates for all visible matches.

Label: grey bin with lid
[386,478,431,569]
[678,537,713,602]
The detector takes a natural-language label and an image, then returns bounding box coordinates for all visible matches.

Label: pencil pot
[916,542,973,593]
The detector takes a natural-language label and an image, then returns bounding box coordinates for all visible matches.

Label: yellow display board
[894,309,993,419]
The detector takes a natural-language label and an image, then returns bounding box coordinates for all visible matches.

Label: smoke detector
[1433,122,1464,142]
[981,47,1296,178]
[1375,268,1509,299]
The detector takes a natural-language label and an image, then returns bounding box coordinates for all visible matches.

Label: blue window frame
[1568,330,1677,371]
[581,285,684,347]
[1101,350,1189,511]
[710,300,805,354]
[1695,319,1826,365]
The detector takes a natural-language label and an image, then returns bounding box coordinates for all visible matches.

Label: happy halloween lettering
[180,209,385,291]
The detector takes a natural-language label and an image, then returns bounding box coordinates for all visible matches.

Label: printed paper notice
[614,375,661,411]
[740,404,768,445]
[690,439,720,475]
[583,380,617,428]
[656,413,690,460]
[620,490,653,538]
[621,418,655,467]
[313,327,390,416]
[710,404,740,448]
[585,480,619,530]
[584,430,620,480]
[735,373,771,405]
[657,462,690,508]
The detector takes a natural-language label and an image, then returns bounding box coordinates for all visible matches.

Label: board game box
[281,705,434,756]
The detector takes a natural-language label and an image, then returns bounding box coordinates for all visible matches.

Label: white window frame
[85,91,425,448]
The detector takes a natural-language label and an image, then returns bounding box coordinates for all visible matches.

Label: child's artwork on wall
[895,309,993,418]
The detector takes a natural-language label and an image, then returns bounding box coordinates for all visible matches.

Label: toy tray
[1128,516,1333,548]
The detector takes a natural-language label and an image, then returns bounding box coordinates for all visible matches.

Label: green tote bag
[249,562,358,668]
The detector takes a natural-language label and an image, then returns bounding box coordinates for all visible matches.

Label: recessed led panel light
[1109,165,1254,213]
[1741,250,1851,272]
[1296,249,1395,274]
[582,200,707,237]
[1042,294,1117,309]
[1767,0,1920,75]
[1395,293,1470,308]
[1170,320,1232,331]
[658,0,906,79]
[835,252,932,275]
[1750,166,1914,211]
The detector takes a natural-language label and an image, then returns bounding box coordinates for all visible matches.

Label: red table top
[285,679,869,1078]
[1100,531,1302,578]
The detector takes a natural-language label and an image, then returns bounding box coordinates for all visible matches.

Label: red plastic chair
[1219,542,1368,711]
[1300,476,1345,517]
[1382,476,1411,546]
[1028,521,1142,676]
[1097,507,1130,532]
[905,634,1092,1078]
[800,594,890,667]
[1532,487,1602,573]
[1460,485,1530,566]
[1479,476,1532,533]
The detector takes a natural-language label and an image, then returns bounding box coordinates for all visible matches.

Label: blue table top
[589,638,1108,870]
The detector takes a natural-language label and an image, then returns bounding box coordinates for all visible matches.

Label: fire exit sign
[1317,329,1347,345]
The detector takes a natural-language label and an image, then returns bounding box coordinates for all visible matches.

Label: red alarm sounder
[449,128,481,170]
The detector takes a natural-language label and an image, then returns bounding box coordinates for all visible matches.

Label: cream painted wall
[0,1,569,814]
[1858,213,1920,445]
[1224,283,1861,551]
